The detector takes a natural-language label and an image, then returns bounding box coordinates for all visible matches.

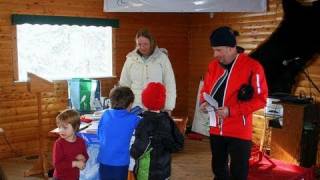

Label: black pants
[210,135,251,180]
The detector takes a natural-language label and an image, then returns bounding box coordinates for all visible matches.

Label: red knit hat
[142,82,166,111]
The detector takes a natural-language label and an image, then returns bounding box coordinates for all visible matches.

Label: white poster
[104,0,266,12]
[192,80,210,136]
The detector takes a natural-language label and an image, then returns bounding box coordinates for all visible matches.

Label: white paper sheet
[206,106,217,127]
[203,92,219,127]
[203,92,218,110]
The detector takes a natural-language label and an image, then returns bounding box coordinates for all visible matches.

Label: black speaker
[270,102,319,166]
[300,122,319,167]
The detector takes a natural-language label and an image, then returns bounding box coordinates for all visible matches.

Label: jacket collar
[127,47,162,63]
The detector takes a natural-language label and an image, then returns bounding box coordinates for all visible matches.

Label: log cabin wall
[0,0,189,159]
[187,0,320,164]
[1,0,320,163]
[188,0,284,124]
[188,0,320,123]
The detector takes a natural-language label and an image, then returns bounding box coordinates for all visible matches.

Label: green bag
[136,147,153,180]
[67,78,101,112]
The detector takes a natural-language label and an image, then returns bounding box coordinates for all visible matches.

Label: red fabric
[200,53,268,140]
[249,144,263,164]
[249,154,315,180]
[187,132,205,141]
[142,82,166,111]
[53,136,89,180]
[80,116,93,123]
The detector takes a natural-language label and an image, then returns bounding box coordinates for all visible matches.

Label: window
[12,14,119,81]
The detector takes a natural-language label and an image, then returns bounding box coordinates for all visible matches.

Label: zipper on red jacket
[220,54,239,135]
[219,118,223,135]
[222,54,239,106]
[210,70,228,136]
[242,115,246,126]
[210,70,228,97]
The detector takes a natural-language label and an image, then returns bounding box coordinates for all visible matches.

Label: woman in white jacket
[119,28,176,114]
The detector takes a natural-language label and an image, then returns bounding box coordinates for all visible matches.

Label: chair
[250,111,272,166]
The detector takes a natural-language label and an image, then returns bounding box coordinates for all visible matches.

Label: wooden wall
[187,0,284,124]
[1,0,319,161]
[187,0,320,123]
[187,0,320,164]
[0,0,189,159]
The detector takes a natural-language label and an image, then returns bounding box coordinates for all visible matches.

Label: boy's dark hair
[109,86,134,109]
[56,109,80,131]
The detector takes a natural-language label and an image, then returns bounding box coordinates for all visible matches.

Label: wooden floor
[0,156,44,180]
[171,138,212,180]
[0,138,213,180]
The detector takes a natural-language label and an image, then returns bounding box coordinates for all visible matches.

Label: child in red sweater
[53,109,89,180]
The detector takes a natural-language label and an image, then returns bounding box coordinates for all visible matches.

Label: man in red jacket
[200,26,268,180]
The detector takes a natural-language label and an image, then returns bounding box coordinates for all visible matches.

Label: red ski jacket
[200,53,268,140]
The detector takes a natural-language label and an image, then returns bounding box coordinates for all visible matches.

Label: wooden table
[172,116,188,134]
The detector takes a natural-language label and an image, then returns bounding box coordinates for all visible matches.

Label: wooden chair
[250,110,272,165]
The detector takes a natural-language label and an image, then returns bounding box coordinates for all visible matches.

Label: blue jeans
[99,163,128,180]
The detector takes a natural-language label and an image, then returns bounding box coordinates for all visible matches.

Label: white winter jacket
[119,47,176,111]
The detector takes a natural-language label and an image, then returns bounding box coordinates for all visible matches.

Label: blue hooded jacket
[97,109,140,166]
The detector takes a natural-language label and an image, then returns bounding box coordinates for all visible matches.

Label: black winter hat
[210,26,236,47]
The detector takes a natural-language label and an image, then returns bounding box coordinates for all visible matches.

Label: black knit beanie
[210,26,236,47]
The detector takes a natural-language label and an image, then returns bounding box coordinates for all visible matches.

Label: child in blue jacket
[97,86,141,180]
